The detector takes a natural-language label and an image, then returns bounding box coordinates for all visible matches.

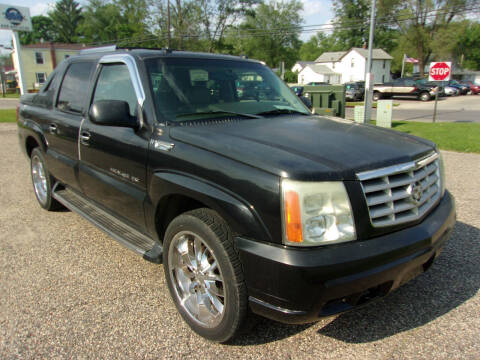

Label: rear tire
[30,148,63,211]
[163,208,247,343]
[372,92,381,101]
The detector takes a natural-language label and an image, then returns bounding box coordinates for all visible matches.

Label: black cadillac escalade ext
[17,47,456,343]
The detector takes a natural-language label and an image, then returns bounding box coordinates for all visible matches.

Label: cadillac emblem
[409,182,423,204]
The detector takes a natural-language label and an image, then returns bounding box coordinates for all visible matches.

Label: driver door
[78,61,150,229]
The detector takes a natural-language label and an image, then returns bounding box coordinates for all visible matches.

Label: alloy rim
[168,231,225,328]
[32,155,48,205]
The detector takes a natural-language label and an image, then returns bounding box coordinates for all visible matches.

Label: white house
[297,64,341,85]
[291,61,315,73]
[294,48,393,85]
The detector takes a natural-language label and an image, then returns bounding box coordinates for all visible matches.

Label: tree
[455,21,480,70]
[80,0,154,46]
[50,0,83,43]
[229,0,303,68]
[19,16,57,45]
[332,0,399,53]
[194,0,258,52]
[378,0,476,76]
[299,32,340,61]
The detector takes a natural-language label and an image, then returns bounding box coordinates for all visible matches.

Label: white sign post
[0,5,32,95]
[429,61,452,123]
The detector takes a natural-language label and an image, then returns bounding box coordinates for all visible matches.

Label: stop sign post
[429,62,452,81]
[429,61,452,122]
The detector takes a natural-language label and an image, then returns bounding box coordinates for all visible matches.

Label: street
[346,95,480,122]
[1,122,479,359]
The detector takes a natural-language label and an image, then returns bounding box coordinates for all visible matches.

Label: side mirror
[89,100,138,128]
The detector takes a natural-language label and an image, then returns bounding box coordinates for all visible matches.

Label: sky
[0,0,334,52]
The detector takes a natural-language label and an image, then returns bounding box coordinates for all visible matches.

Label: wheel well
[155,194,209,243]
[26,136,39,158]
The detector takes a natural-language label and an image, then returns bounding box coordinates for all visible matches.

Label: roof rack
[79,45,117,55]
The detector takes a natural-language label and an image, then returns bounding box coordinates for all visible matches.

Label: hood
[169,115,435,181]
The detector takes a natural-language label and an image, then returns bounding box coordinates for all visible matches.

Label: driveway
[1,122,479,359]
[346,95,480,122]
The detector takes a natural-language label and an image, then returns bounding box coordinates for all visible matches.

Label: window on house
[36,72,47,84]
[351,58,355,68]
[35,52,44,65]
[383,60,386,69]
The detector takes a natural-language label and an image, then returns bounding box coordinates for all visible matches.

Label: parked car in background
[416,79,445,97]
[373,78,438,101]
[345,82,364,101]
[448,80,469,95]
[444,86,460,96]
[466,81,480,94]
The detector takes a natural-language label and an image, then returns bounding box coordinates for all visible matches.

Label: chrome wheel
[31,155,48,205]
[168,231,225,328]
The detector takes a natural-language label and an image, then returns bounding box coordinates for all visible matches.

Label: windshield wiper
[256,108,309,116]
[176,110,262,119]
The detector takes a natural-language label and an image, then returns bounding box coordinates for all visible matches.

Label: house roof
[293,61,315,69]
[347,48,393,60]
[315,48,393,63]
[304,64,339,75]
[21,43,91,50]
[315,51,347,62]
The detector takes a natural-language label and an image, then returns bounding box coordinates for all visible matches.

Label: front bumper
[236,191,456,324]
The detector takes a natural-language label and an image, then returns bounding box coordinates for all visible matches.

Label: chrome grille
[357,152,441,227]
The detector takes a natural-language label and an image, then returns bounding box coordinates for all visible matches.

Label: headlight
[438,151,446,197]
[281,180,356,247]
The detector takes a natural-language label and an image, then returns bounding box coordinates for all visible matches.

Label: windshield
[145,57,310,122]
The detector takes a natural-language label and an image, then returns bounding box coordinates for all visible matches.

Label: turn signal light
[284,190,303,243]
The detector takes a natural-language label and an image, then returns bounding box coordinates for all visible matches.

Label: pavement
[346,94,480,122]
[0,98,19,110]
[1,122,479,359]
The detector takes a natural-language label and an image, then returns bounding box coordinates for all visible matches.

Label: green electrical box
[303,85,346,118]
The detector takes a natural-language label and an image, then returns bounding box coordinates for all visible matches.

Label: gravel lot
[1,122,479,359]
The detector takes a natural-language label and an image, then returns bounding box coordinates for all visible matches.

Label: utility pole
[167,0,171,49]
[363,0,376,123]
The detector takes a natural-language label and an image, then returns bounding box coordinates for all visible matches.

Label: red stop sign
[429,62,451,81]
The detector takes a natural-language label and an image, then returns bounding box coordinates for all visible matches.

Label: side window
[57,62,95,114]
[93,64,138,116]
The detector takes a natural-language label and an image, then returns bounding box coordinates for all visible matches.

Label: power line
[79,5,480,47]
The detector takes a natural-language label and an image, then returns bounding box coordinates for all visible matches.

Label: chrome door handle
[49,123,57,134]
[80,132,91,146]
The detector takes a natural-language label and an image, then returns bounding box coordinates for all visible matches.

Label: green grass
[346,101,400,108]
[1,92,20,98]
[0,109,16,123]
[389,121,480,153]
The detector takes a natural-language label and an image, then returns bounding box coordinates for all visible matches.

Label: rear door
[44,60,95,190]
[78,57,150,229]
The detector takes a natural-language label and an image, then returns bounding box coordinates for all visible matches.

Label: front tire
[420,92,431,101]
[30,148,62,211]
[163,208,247,343]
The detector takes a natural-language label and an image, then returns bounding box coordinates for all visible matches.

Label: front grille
[357,152,441,227]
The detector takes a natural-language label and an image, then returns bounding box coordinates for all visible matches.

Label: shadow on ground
[231,221,479,345]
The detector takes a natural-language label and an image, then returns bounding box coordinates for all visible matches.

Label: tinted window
[34,71,57,108]
[57,62,94,114]
[146,57,309,122]
[93,64,138,116]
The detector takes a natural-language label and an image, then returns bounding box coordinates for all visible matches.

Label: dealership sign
[0,4,32,32]
[429,62,452,81]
